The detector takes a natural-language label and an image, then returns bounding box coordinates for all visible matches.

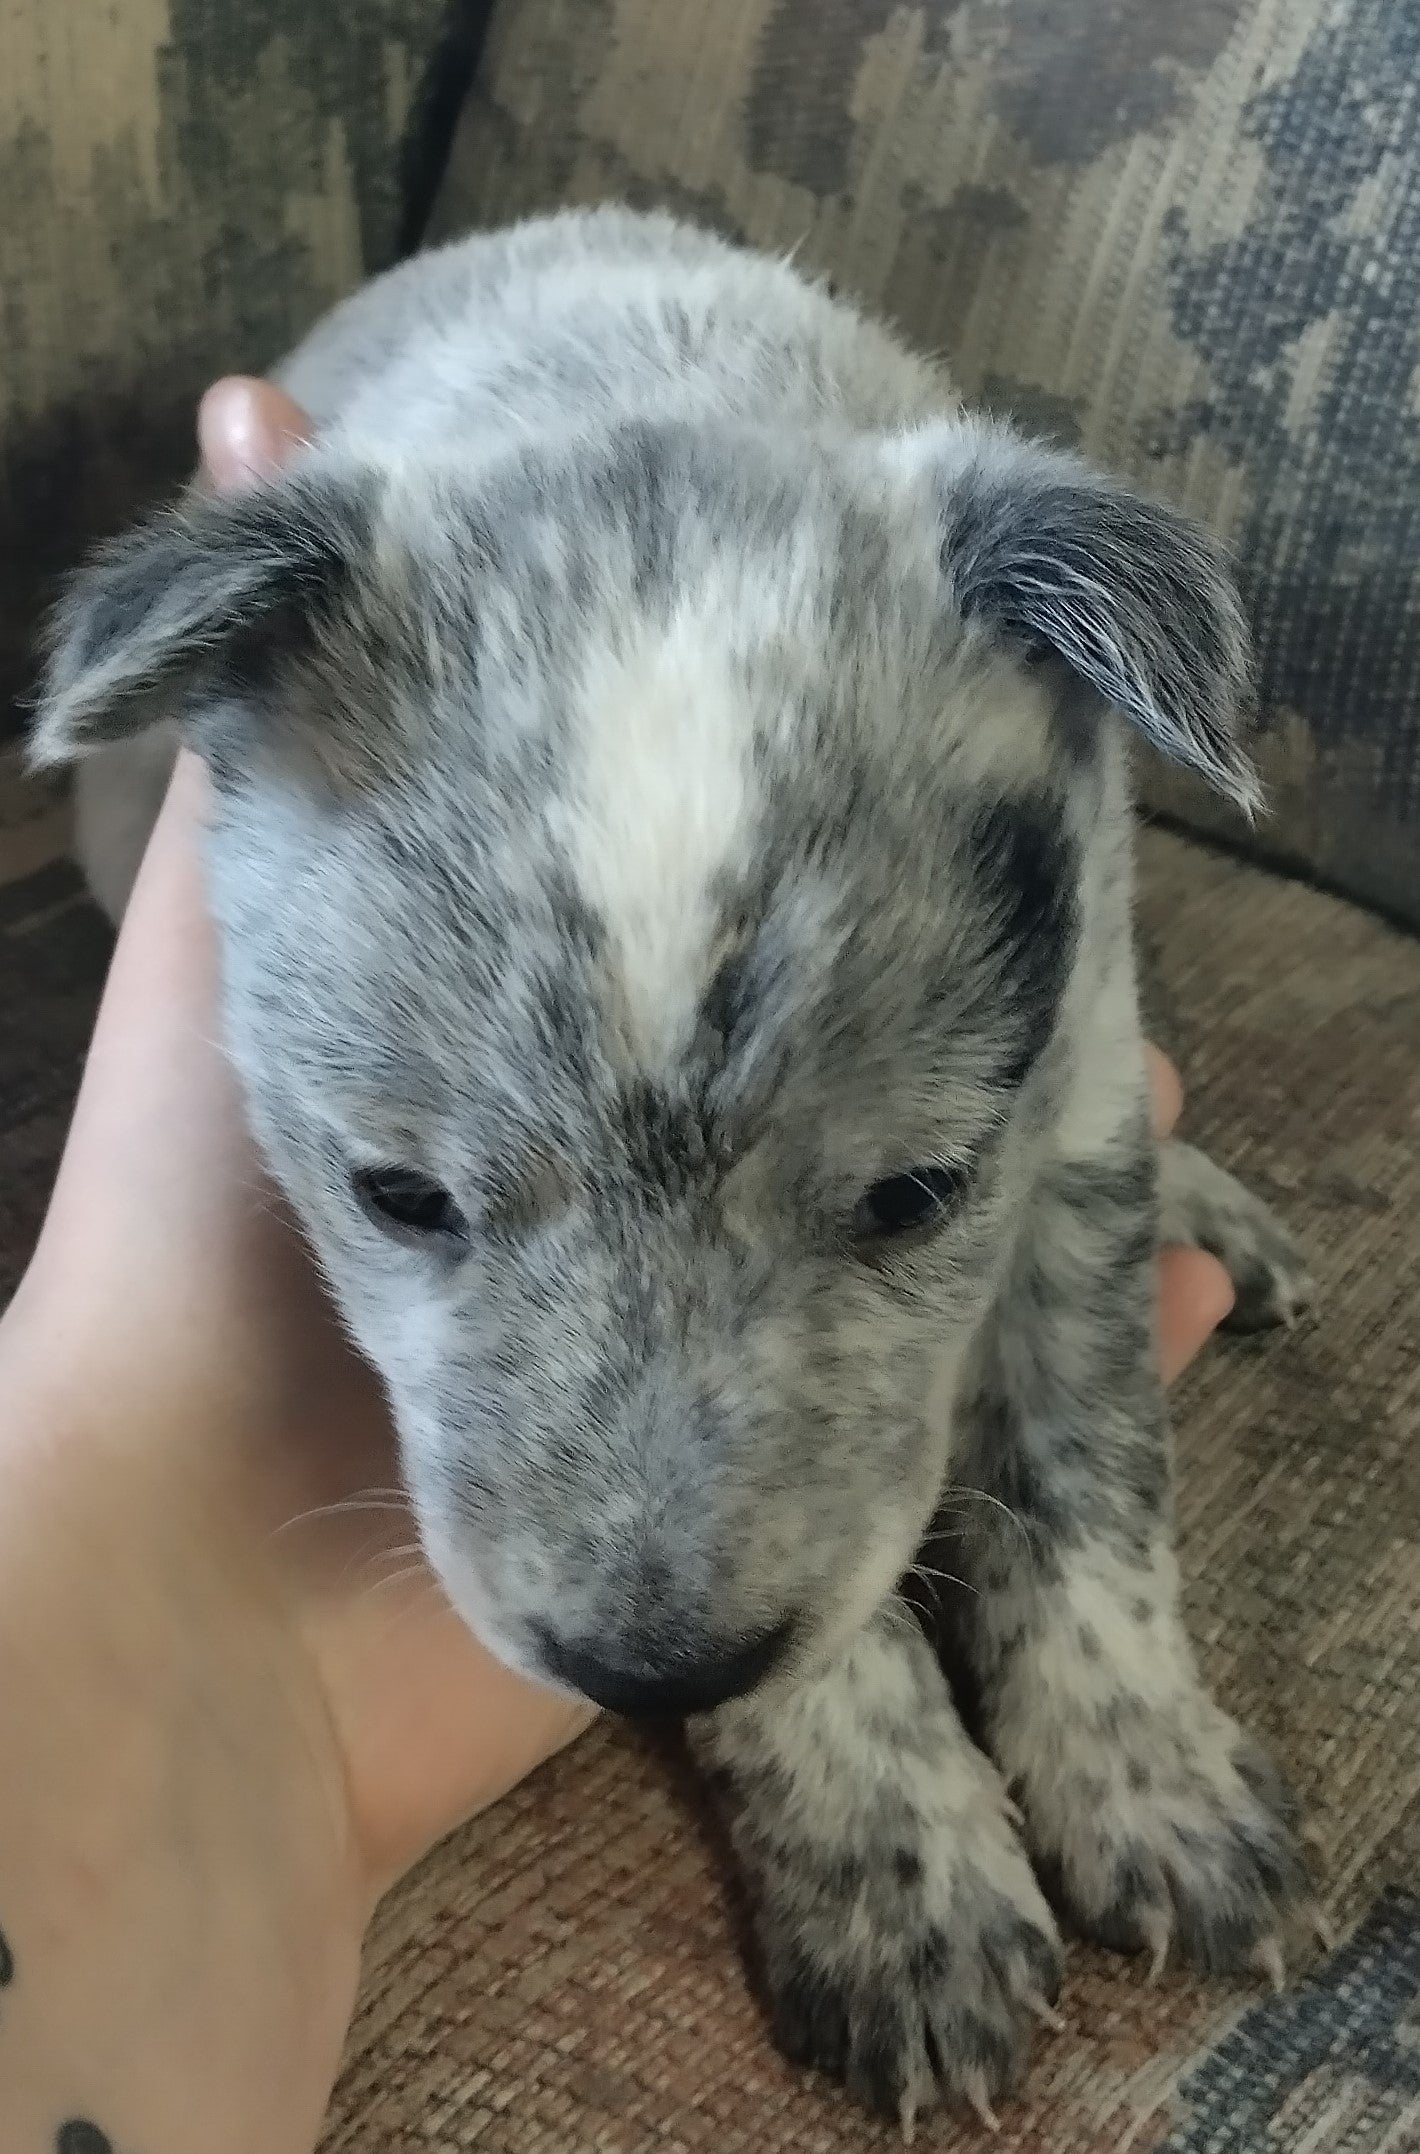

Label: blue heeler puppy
[33,209,1316,2130]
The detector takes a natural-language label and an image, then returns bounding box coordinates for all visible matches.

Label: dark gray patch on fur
[33,470,381,766]
[965,795,1079,1087]
[935,439,1256,806]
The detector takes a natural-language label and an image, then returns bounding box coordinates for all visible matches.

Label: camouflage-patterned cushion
[0,0,463,739]
[432,0,1420,926]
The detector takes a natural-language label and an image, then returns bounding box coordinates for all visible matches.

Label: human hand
[0,373,601,2154]
[1147,1045,1235,1377]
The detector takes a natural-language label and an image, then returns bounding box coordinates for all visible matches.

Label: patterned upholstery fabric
[431,0,1420,925]
[0,0,463,743]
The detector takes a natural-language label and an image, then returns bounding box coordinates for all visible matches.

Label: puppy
[33,208,1314,2127]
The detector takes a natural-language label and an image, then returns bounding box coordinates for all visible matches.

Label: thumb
[197,376,314,494]
[1158,1246,1236,1385]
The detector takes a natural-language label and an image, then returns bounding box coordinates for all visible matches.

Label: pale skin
[0,378,1235,2154]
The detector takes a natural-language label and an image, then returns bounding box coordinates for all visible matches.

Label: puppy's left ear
[896,418,1259,814]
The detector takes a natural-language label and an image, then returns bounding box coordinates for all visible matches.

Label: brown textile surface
[432,0,1420,927]
[3,761,1416,2150]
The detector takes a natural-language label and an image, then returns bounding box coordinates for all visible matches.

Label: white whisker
[273,1488,411,1539]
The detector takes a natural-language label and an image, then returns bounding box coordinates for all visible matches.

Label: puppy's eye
[351,1165,470,1247]
[853,1164,969,1243]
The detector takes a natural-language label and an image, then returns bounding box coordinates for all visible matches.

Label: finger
[1146,1044,1183,1143]
[197,376,313,494]
[1157,1245,1234,1384]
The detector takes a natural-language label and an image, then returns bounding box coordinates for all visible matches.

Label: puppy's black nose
[534,1617,792,1716]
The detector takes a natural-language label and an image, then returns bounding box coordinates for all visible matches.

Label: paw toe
[1033,1722,1311,1981]
[1219,1247,1316,1333]
[766,1898,1059,2122]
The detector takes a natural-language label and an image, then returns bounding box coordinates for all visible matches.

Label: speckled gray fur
[33,209,1313,2124]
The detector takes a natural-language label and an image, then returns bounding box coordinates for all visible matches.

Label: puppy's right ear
[29,468,379,768]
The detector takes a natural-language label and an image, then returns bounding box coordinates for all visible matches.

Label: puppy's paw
[1026,1686,1309,1981]
[1159,1139,1314,1331]
[1213,1206,1315,1335]
[754,1765,1062,2129]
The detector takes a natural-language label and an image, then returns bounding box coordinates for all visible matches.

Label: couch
[2,3,1416,2148]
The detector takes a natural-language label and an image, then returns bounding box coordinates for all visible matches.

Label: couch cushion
[0,0,468,745]
[431,0,1420,927]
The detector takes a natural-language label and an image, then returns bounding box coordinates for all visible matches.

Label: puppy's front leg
[949,1103,1308,1977]
[691,1607,1061,2127]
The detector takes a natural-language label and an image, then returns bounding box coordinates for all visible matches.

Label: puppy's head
[34,419,1253,1712]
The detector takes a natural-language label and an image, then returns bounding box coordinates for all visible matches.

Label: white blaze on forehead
[557,603,759,1070]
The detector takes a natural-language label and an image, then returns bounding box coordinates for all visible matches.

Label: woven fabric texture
[432,0,1420,926]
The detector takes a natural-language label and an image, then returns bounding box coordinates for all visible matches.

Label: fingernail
[198,377,311,491]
